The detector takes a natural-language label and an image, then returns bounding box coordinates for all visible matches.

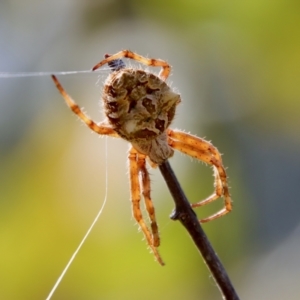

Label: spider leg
[52,75,119,137]
[92,50,171,80]
[128,147,164,265]
[167,129,232,223]
[137,153,160,247]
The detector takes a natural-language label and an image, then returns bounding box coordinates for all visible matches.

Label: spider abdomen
[103,68,181,163]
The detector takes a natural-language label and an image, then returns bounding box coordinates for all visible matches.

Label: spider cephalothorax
[52,50,232,266]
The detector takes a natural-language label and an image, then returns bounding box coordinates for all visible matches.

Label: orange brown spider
[51,50,232,265]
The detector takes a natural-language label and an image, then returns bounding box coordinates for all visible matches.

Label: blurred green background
[1,1,300,299]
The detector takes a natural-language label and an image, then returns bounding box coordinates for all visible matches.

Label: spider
[51,50,232,266]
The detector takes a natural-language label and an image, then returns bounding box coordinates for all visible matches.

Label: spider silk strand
[45,137,109,300]
[0,69,111,78]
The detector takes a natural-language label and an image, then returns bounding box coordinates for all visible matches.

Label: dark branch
[159,160,239,300]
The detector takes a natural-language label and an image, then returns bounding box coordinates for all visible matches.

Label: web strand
[0,68,110,78]
[45,137,109,300]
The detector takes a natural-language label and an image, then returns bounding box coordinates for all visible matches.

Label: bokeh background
[1,1,300,299]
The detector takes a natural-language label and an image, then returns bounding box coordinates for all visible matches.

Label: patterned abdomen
[103,68,181,143]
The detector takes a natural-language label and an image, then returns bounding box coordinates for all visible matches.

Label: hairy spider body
[52,50,232,266]
[103,68,180,164]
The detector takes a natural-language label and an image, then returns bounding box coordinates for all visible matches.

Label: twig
[159,160,239,300]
